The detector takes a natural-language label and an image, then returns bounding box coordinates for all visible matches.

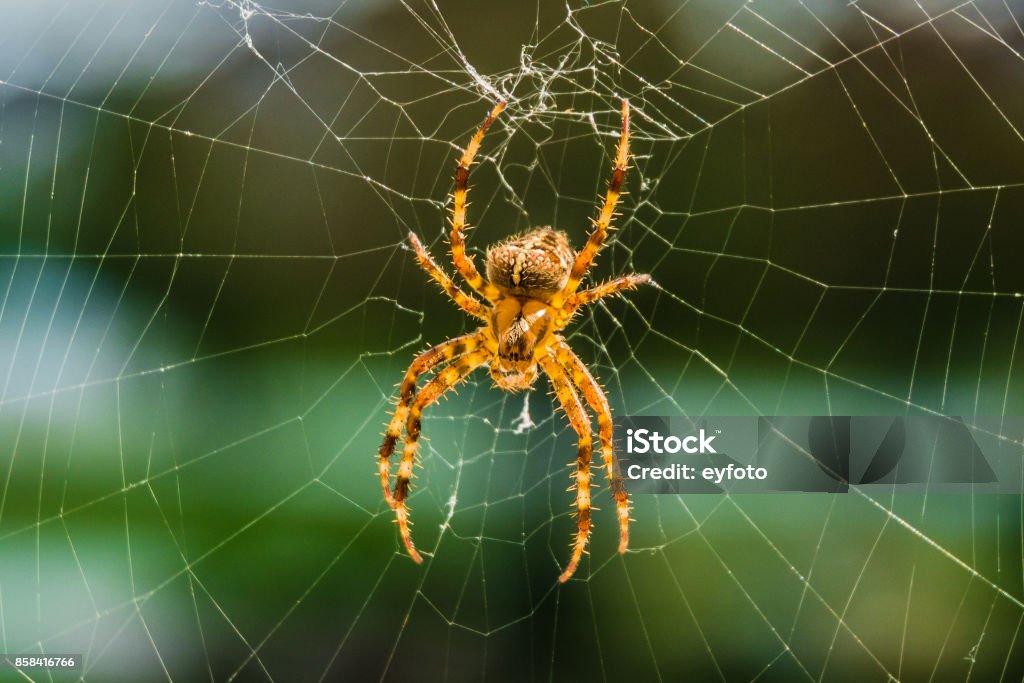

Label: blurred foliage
[1,0,1023,680]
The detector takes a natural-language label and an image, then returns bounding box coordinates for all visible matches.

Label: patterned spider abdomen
[485,228,574,299]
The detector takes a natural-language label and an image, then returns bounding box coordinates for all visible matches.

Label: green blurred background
[1,0,1023,680]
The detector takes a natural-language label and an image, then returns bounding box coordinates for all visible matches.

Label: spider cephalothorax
[377,100,654,582]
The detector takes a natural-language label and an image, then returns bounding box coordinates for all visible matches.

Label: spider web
[1,0,1023,680]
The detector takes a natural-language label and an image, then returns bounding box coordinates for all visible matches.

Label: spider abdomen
[486,228,574,299]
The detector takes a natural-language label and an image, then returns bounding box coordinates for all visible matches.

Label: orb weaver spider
[378,99,654,582]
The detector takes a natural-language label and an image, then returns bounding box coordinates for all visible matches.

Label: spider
[378,99,654,582]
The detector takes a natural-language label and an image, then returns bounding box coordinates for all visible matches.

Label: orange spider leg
[555,273,654,329]
[540,353,595,583]
[378,331,484,507]
[393,346,491,563]
[558,99,631,302]
[552,336,631,554]
[451,101,505,302]
[407,232,488,321]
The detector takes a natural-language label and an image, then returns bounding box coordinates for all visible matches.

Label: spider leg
[555,273,654,330]
[393,347,491,563]
[539,353,595,583]
[450,101,504,302]
[408,232,488,321]
[551,336,631,554]
[378,331,485,507]
[559,99,630,301]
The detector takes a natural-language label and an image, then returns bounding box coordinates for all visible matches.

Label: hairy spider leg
[554,273,654,330]
[393,347,491,562]
[541,354,596,583]
[378,331,485,507]
[408,232,488,321]
[450,101,505,302]
[552,336,631,554]
[558,99,631,303]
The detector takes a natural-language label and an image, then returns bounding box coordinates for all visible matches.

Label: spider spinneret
[377,99,654,582]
